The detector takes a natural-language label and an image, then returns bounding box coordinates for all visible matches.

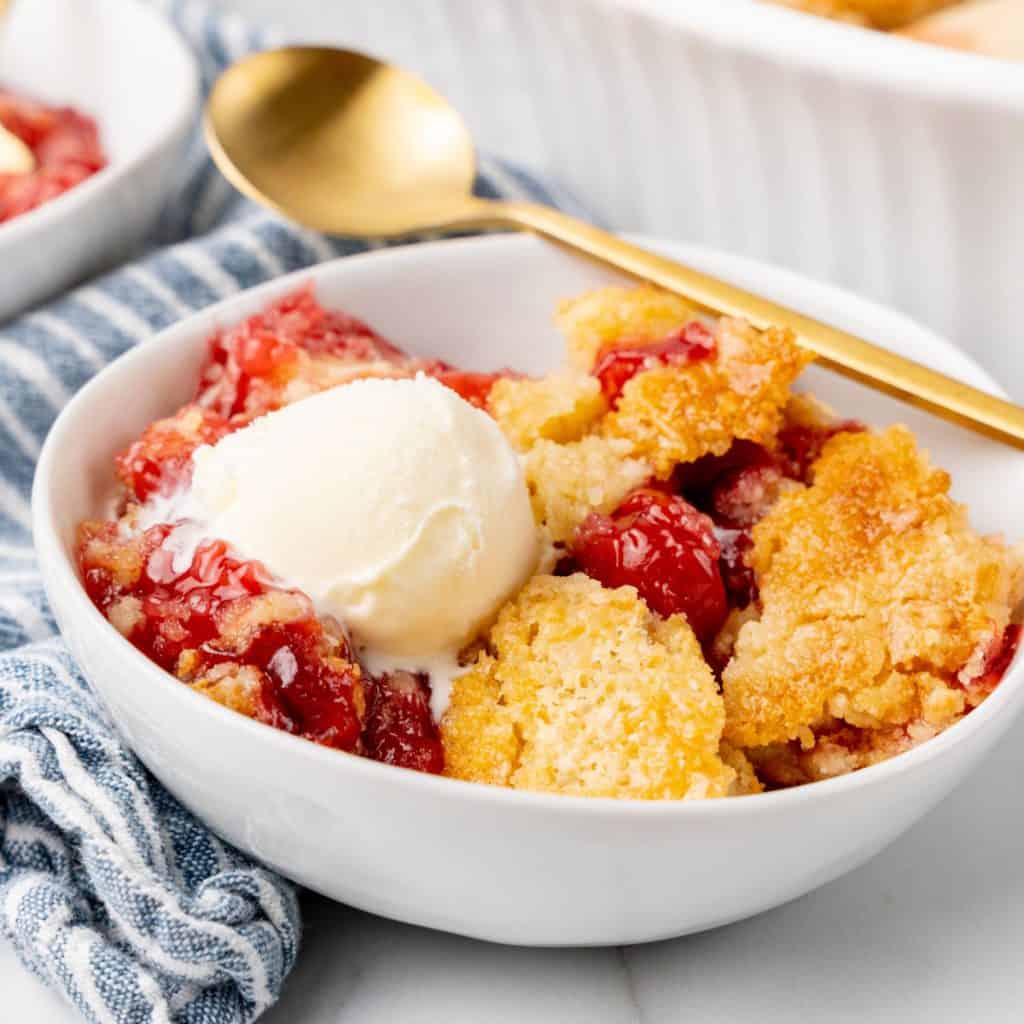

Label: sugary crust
[602,317,811,477]
[78,521,144,589]
[191,663,266,718]
[522,435,651,544]
[722,426,1024,749]
[556,285,704,371]
[766,0,957,28]
[442,574,735,799]
[898,0,1024,60]
[720,743,764,796]
[489,371,607,451]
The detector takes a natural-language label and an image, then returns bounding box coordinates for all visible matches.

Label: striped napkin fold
[0,1,588,1021]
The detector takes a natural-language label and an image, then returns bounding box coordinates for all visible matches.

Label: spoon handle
[490,199,1024,450]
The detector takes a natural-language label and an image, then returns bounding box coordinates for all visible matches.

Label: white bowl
[33,235,1024,946]
[0,0,198,320]
[318,0,1024,393]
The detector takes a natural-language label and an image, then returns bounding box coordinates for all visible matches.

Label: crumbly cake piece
[522,435,651,544]
[191,664,266,717]
[766,0,871,22]
[442,574,736,799]
[746,717,952,787]
[783,392,840,430]
[765,0,957,28]
[602,315,811,477]
[556,285,705,371]
[488,371,607,451]
[722,426,1024,751]
[899,1,1024,60]
[720,743,764,796]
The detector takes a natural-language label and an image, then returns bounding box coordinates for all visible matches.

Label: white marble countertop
[7,705,1024,1022]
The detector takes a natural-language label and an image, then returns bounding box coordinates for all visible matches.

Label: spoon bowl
[207,47,480,236]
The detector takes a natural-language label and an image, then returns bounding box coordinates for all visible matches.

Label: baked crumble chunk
[721,425,1024,783]
[764,0,958,29]
[599,313,810,478]
[441,574,740,799]
[764,0,1024,61]
[76,282,1023,798]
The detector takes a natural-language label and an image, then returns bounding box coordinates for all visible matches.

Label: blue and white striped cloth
[0,2,587,1021]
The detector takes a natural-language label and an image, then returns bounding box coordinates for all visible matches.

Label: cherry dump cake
[765,0,957,28]
[765,0,1024,60]
[0,89,106,223]
[77,284,1024,800]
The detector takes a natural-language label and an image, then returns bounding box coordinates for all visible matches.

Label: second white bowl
[0,0,198,320]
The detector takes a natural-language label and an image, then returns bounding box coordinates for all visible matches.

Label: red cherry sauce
[363,671,444,774]
[195,286,408,418]
[116,407,232,502]
[81,527,363,751]
[973,624,1022,696]
[777,420,865,482]
[592,321,716,406]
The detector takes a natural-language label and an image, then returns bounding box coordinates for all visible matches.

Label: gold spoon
[205,46,1024,449]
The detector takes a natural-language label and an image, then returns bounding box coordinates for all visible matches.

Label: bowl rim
[599,0,1024,109]
[32,232,1024,821]
[0,0,200,246]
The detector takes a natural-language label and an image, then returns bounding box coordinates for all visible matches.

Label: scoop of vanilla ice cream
[190,375,538,661]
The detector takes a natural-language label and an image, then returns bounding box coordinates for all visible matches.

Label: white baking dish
[309,0,1024,394]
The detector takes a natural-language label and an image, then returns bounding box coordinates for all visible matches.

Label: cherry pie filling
[77,294,1021,785]
[0,89,106,223]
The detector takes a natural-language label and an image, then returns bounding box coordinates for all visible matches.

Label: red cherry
[573,489,727,640]
[777,420,865,481]
[194,286,407,418]
[707,456,786,530]
[363,671,444,774]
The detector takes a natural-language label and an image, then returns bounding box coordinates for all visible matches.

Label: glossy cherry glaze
[363,671,445,773]
[975,624,1022,696]
[80,524,365,751]
[592,322,715,405]
[116,407,232,502]
[777,420,865,480]
[196,286,406,419]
